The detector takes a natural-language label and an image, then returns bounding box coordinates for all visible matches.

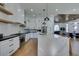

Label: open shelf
[0,5,13,15]
[0,18,26,26]
[15,22,26,27]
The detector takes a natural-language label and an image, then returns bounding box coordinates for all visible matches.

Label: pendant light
[44,3,50,21]
[24,9,26,24]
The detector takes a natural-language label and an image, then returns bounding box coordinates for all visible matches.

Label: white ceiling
[20,3,79,18]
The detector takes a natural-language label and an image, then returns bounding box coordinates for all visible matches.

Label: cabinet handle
[9,44,13,47]
[9,50,14,53]
[9,39,13,41]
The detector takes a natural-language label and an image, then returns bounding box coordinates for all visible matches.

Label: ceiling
[20,3,79,21]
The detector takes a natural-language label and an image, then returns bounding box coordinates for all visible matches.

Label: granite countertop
[0,32,38,41]
[0,33,26,41]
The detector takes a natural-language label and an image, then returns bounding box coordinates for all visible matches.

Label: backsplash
[0,23,21,36]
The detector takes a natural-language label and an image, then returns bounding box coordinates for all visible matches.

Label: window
[66,24,68,32]
[54,24,60,31]
[74,22,77,30]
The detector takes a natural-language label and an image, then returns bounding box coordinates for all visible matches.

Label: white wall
[0,3,25,36]
[5,3,24,24]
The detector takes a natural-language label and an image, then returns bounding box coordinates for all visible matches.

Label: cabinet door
[0,44,9,56]
[13,37,20,50]
[0,39,14,56]
[8,38,19,56]
[25,34,28,42]
[0,40,9,56]
[0,40,9,46]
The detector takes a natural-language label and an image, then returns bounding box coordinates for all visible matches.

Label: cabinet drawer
[13,37,19,43]
[8,38,14,42]
[0,37,20,56]
[8,46,15,55]
[0,44,9,56]
[8,43,14,47]
[0,40,9,46]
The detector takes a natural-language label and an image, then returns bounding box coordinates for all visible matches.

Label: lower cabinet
[25,33,38,42]
[0,37,20,56]
[25,34,29,42]
[0,44,9,56]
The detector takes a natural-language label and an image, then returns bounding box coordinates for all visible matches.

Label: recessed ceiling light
[17,9,21,12]
[56,9,59,11]
[73,9,76,11]
[30,9,33,12]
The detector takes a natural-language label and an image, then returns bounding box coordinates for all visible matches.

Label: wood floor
[11,36,79,56]
[12,38,38,56]
[69,38,79,56]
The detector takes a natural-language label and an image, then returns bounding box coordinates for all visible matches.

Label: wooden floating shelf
[15,22,26,27]
[0,5,13,15]
[0,18,26,26]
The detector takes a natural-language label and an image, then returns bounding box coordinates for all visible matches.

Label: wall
[5,3,24,24]
[0,3,25,36]
[25,16,44,29]
[55,23,66,28]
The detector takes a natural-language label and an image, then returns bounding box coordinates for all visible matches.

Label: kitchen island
[38,34,70,56]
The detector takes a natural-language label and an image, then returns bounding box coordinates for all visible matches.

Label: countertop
[0,33,26,41]
[38,34,69,56]
[0,32,38,41]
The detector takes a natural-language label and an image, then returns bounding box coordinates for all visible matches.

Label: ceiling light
[73,9,76,11]
[56,9,59,11]
[30,9,33,12]
[17,9,21,12]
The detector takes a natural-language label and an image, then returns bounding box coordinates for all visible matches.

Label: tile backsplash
[0,23,21,36]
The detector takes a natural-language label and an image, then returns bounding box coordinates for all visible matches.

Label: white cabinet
[13,37,20,50]
[0,44,9,56]
[33,33,38,38]
[25,33,38,42]
[0,36,20,56]
[25,34,29,42]
[0,39,10,56]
